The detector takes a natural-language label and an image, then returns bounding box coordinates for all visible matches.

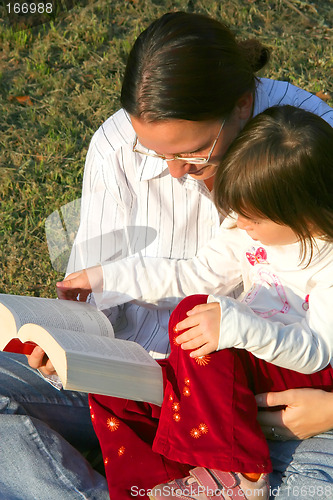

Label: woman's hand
[27,346,57,376]
[174,302,221,357]
[56,265,103,301]
[256,388,333,441]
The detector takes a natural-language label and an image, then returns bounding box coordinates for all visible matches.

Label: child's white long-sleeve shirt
[208,220,333,374]
[208,239,333,374]
[102,217,333,374]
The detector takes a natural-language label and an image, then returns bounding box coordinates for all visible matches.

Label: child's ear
[235,92,254,120]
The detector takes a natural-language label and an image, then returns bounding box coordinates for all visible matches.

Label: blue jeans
[1,352,333,499]
[0,352,109,500]
[269,432,333,499]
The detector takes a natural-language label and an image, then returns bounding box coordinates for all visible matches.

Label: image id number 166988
[6,2,53,14]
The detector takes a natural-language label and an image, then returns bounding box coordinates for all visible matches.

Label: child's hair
[214,105,333,263]
[120,11,270,122]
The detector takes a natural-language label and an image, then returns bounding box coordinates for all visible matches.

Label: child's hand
[174,302,221,357]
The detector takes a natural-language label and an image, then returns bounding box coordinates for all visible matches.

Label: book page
[0,294,114,338]
[22,325,158,366]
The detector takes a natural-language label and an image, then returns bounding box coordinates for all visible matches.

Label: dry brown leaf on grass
[316,91,332,102]
[9,95,33,106]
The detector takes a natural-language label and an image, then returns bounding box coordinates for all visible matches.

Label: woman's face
[131,96,252,182]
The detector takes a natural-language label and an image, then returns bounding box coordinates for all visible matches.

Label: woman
[9,11,333,500]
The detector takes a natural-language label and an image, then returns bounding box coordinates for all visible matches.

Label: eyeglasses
[132,120,225,165]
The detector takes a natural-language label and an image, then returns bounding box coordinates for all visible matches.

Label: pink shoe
[149,467,269,499]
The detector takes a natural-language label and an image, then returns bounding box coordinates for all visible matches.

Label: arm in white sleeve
[210,285,333,374]
[101,224,244,307]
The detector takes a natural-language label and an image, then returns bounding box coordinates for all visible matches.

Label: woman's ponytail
[237,39,270,72]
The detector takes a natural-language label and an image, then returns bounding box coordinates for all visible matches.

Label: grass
[0,0,332,297]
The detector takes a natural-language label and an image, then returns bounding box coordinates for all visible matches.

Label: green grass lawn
[0,0,332,297]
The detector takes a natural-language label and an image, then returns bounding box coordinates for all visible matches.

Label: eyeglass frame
[132,120,226,165]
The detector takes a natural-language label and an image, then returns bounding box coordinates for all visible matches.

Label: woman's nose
[166,159,192,178]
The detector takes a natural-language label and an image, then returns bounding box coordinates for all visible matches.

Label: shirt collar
[135,154,212,197]
[136,155,169,181]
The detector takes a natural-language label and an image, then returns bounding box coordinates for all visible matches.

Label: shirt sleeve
[101,223,244,308]
[257,79,333,126]
[281,82,333,126]
[209,284,333,374]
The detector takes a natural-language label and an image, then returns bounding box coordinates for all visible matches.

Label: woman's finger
[27,346,56,376]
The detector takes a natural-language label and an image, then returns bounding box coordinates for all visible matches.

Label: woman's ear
[235,92,254,120]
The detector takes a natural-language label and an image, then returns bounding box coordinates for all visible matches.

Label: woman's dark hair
[214,105,333,264]
[121,12,270,122]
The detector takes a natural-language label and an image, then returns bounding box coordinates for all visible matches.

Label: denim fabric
[269,432,333,499]
[0,351,109,500]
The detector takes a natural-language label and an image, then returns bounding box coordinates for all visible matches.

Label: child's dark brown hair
[214,105,333,263]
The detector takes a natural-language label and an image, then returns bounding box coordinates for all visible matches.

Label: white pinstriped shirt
[68,78,333,358]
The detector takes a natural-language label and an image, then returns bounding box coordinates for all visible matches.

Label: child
[89,106,333,500]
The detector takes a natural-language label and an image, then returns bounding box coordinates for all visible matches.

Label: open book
[0,294,163,406]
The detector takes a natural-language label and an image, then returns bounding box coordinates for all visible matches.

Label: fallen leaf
[316,91,331,102]
[9,95,33,106]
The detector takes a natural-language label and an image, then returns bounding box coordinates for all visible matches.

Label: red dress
[89,295,333,499]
